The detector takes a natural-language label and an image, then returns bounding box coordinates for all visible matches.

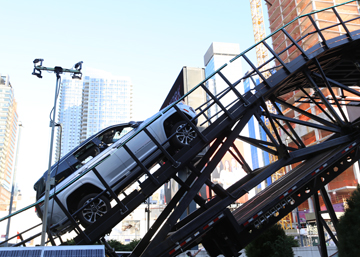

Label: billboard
[160,69,184,110]
[208,139,248,203]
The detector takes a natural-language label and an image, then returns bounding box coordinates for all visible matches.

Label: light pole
[5,122,22,246]
[296,207,304,247]
[146,197,150,232]
[32,59,82,246]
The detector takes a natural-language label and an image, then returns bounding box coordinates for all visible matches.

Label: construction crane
[249,0,270,75]
[249,0,293,231]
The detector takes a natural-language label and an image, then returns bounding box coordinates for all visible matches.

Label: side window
[50,161,72,185]
[100,126,134,145]
[73,143,100,168]
[68,125,136,171]
[114,127,133,142]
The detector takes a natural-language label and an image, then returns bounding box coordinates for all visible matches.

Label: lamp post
[296,207,304,247]
[32,59,82,246]
[5,122,22,246]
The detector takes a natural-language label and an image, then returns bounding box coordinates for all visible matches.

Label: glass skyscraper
[81,74,132,141]
[55,70,132,159]
[0,74,19,210]
[56,78,83,159]
[204,42,244,122]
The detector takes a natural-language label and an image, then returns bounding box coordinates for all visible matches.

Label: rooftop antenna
[32,59,83,246]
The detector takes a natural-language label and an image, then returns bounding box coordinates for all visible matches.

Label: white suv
[34,102,197,233]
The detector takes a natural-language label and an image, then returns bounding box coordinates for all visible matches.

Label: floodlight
[33,58,44,64]
[32,69,42,78]
[74,61,83,71]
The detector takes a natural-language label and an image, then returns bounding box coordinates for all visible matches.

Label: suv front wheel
[77,193,111,228]
[170,120,197,149]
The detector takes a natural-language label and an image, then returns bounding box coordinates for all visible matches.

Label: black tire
[77,193,111,228]
[170,120,197,149]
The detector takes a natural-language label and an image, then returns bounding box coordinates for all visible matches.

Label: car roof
[50,121,142,171]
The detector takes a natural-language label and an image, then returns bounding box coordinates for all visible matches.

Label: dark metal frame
[1,2,360,257]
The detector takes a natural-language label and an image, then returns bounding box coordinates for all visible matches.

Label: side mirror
[129,121,141,128]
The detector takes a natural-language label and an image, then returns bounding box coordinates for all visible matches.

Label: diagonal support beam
[254,110,280,148]
[261,98,283,146]
[314,58,349,123]
[313,192,328,257]
[303,69,345,127]
[312,72,360,98]
[273,118,301,150]
[299,87,336,123]
[265,113,341,133]
[230,143,252,174]
[274,96,339,129]
[319,216,338,247]
[271,97,306,148]
[320,187,339,229]
[237,135,278,155]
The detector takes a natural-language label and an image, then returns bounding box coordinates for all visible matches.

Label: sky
[0,1,271,198]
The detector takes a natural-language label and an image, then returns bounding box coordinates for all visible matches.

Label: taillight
[35,203,44,212]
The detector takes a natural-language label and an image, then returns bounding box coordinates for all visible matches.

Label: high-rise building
[81,74,132,141]
[204,42,244,122]
[267,0,360,63]
[56,78,83,158]
[266,0,360,231]
[0,74,19,211]
[55,70,132,159]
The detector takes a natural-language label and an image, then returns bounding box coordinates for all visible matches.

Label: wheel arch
[163,112,193,138]
[67,183,105,213]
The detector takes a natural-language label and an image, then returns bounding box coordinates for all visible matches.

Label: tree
[64,238,141,251]
[127,239,141,251]
[245,223,298,257]
[107,239,125,251]
[113,239,141,251]
[337,184,360,257]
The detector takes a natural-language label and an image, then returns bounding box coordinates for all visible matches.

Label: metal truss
[133,1,360,256]
[1,2,360,257]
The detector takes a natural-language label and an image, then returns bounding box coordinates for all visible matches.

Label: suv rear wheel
[77,193,111,228]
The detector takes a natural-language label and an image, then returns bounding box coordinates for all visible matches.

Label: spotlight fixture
[33,58,44,65]
[32,69,42,78]
[74,61,83,70]
[32,58,44,78]
[72,61,83,80]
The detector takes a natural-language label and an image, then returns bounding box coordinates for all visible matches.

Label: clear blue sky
[0,1,270,197]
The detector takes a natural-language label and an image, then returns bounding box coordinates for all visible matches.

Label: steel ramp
[138,138,360,257]
[1,3,360,257]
